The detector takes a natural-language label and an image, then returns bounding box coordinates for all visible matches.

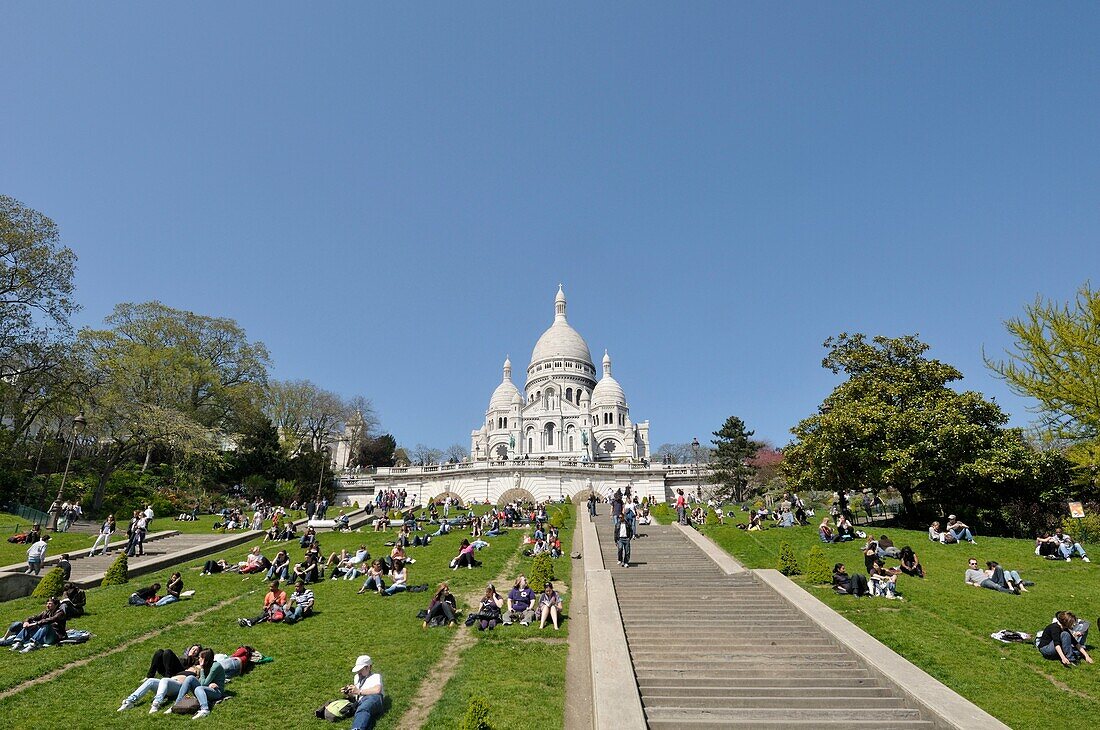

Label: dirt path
[0,593,248,702]
[395,547,527,730]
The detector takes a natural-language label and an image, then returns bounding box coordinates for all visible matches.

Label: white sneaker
[192,709,210,720]
[149,702,161,714]
[118,701,134,712]
[20,642,37,653]
[9,642,21,651]
[164,707,175,714]
[1067,557,1072,562]
[1084,557,1091,563]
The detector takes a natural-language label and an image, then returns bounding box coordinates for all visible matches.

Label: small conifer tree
[804,544,832,584]
[32,566,66,599]
[102,553,129,586]
[460,696,493,730]
[777,541,801,576]
[528,553,555,592]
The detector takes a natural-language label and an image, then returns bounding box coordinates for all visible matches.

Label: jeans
[676,506,686,525]
[352,693,384,730]
[127,677,182,706]
[1040,630,1080,662]
[26,560,43,575]
[267,565,289,581]
[382,583,407,596]
[950,527,974,542]
[154,595,179,607]
[588,502,596,517]
[1060,542,1087,559]
[176,676,223,711]
[90,533,111,554]
[14,625,59,645]
[284,605,310,624]
[616,537,631,565]
[980,578,1013,593]
[361,575,385,593]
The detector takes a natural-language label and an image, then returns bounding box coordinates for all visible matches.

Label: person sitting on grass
[238,580,288,627]
[1053,527,1090,562]
[475,583,504,631]
[449,539,480,570]
[1035,533,1062,559]
[285,580,315,624]
[293,554,320,584]
[869,558,900,599]
[199,559,235,576]
[60,582,87,618]
[946,515,977,544]
[154,572,184,606]
[340,655,384,730]
[357,560,387,595]
[898,546,924,578]
[299,526,318,550]
[422,582,458,628]
[928,521,957,544]
[504,574,536,626]
[777,510,795,527]
[964,558,1015,593]
[818,517,836,543]
[538,582,563,630]
[171,648,224,719]
[832,563,871,597]
[239,547,267,574]
[1038,611,1094,667]
[1,597,68,652]
[834,514,857,541]
[382,559,408,596]
[267,550,291,581]
[985,561,1028,593]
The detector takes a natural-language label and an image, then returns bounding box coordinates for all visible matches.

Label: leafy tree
[0,195,78,381]
[987,283,1100,481]
[707,416,762,503]
[264,379,372,456]
[230,412,285,483]
[785,333,1067,532]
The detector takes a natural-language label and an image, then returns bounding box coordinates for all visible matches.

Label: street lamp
[691,437,701,500]
[315,444,331,504]
[47,411,86,531]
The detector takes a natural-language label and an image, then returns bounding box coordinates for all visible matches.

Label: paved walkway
[594,521,937,728]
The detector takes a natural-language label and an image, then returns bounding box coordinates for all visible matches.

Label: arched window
[503,417,508,428]
[566,388,573,403]
[528,437,533,452]
[545,422,555,446]
[569,436,574,450]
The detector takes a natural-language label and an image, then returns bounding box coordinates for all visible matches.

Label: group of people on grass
[117,644,262,719]
[0,581,85,652]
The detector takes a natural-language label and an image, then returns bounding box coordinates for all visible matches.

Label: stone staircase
[594,521,938,728]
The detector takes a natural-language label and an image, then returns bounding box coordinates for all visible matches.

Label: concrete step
[641,695,910,710]
[631,658,864,671]
[637,676,887,690]
[634,667,875,680]
[644,707,927,723]
[647,718,934,729]
[640,685,897,698]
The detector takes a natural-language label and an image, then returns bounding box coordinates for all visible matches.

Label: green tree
[707,416,762,503]
[355,433,397,468]
[987,283,1100,483]
[784,333,1064,531]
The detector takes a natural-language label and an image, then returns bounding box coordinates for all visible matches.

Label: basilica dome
[488,357,521,411]
[591,350,626,407]
[529,285,594,368]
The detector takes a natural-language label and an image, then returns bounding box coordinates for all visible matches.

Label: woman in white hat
[343,654,384,730]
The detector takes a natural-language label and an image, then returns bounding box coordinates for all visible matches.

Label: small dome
[489,356,521,411]
[592,350,626,407]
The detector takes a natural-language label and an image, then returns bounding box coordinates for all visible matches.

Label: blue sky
[3,3,1099,450]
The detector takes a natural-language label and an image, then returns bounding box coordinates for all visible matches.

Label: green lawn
[0,505,575,729]
[698,507,1100,730]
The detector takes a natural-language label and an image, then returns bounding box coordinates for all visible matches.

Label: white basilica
[471,286,651,463]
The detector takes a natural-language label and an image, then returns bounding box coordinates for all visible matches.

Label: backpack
[269,607,285,622]
[171,697,200,715]
[315,699,355,721]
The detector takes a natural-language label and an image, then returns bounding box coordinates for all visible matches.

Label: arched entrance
[497,487,537,505]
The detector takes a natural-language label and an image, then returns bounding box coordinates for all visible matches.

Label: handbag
[172,697,200,715]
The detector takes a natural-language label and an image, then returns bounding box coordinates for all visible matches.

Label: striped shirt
[291,588,314,610]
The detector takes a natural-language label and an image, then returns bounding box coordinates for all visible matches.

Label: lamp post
[47,411,86,531]
[315,445,331,504]
[691,437,701,501]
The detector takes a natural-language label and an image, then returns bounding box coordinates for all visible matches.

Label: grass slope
[700,509,1100,730]
[0,505,575,730]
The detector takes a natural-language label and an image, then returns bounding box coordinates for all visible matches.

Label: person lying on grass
[832,563,871,597]
[172,648,224,719]
[1039,611,1094,667]
[238,580,288,627]
[119,660,199,714]
[964,558,1018,594]
[129,583,162,606]
[199,559,237,576]
[145,645,204,680]
[538,582,563,630]
[285,580,315,624]
[0,596,69,651]
[239,547,268,574]
[985,561,1028,593]
[341,654,384,730]
[422,582,458,628]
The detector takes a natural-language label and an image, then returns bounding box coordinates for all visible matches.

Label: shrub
[102,553,129,586]
[549,509,566,529]
[705,508,719,526]
[32,567,66,599]
[650,503,673,523]
[1062,513,1100,546]
[804,544,831,584]
[528,553,555,592]
[777,542,800,576]
[460,696,493,730]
